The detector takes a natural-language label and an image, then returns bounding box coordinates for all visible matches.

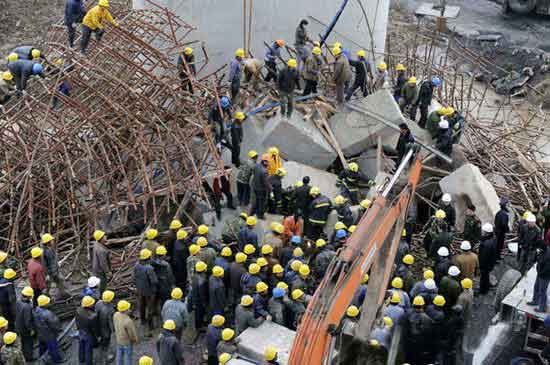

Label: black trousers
[345,78,367,100]
[252,190,268,219]
[495,232,505,259]
[306,223,324,241]
[80,25,104,54]
[480,269,490,294]
[237,182,251,206]
[264,60,277,82]
[21,334,34,361]
[303,79,318,96]
[418,103,430,128]
[231,142,241,167]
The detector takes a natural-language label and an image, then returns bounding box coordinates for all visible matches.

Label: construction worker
[34,295,63,363]
[217,328,239,355]
[411,272,438,304]
[197,237,217,272]
[285,254,305,284]
[142,228,159,256]
[335,306,361,364]
[157,320,185,365]
[435,246,452,285]
[426,106,447,138]
[423,209,447,258]
[266,147,283,176]
[287,289,306,330]
[373,62,388,90]
[495,197,511,261]
[393,63,407,100]
[7,59,43,93]
[76,296,100,365]
[277,59,300,119]
[190,261,209,329]
[80,0,118,54]
[333,47,352,105]
[398,76,418,119]
[0,71,15,104]
[238,216,258,251]
[162,219,183,264]
[436,118,453,160]
[264,346,280,365]
[396,254,415,293]
[303,46,323,96]
[447,106,466,143]
[222,213,247,246]
[237,150,258,207]
[91,229,111,294]
[463,204,482,244]
[177,47,196,94]
[153,245,176,312]
[241,263,262,296]
[171,229,189,289]
[278,235,299,268]
[27,247,46,306]
[206,315,225,365]
[186,244,201,288]
[95,290,115,364]
[282,211,303,245]
[268,264,285,290]
[139,356,153,365]
[134,248,158,336]
[384,291,405,325]
[355,198,371,224]
[243,58,264,90]
[268,287,287,326]
[403,296,433,365]
[251,155,271,219]
[209,266,227,316]
[389,277,410,309]
[334,195,354,227]
[306,186,332,240]
[370,316,393,351]
[457,278,474,329]
[439,266,462,308]
[294,19,312,69]
[395,229,410,265]
[439,193,456,229]
[208,96,231,143]
[264,40,284,83]
[337,162,369,205]
[416,76,441,127]
[291,264,314,294]
[230,111,246,167]
[235,295,264,334]
[0,269,16,329]
[263,222,284,259]
[15,287,34,361]
[64,0,86,47]
[392,122,415,167]
[219,353,232,365]
[113,300,138,365]
[81,275,101,301]
[425,295,446,363]
[528,244,550,313]
[454,240,479,280]
[1,332,25,364]
[11,46,42,61]
[161,287,187,340]
[269,168,286,214]
[229,48,245,105]
[230,252,248,303]
[253,281,271,320]
[478,223,497,294]
[312,239,336,279]
[346,50,371,101]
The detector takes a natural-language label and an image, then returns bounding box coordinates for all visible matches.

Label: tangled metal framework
[0,0,225,262]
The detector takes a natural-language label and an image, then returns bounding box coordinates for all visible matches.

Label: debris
[237,321,295,365]
[492,71,530,94]
[281,161,340,199]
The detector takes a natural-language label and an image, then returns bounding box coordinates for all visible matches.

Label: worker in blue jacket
[64,0,86,47]
[7,60,43,93]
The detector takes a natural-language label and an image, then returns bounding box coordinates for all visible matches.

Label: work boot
[526,301,537,306]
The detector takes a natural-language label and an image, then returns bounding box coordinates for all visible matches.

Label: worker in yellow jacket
[80,0,118,55]
[265,147,283,176]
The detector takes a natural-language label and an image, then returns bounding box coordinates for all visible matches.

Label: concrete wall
[133,0,389,71]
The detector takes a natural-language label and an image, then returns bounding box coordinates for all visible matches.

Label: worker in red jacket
[27,247,47,307]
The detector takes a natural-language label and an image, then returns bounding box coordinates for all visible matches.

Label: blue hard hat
[290,236,302,245]
[431,77,441,87]
[220,96,230,108]
[273,287,285,298]
[32,63,43,75]
[336,229,347,239]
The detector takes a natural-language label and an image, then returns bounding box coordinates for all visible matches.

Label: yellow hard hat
[390,291,401,304]
[184,47,193,56]
[2,71,13,81]
[31,247,43,258]
[156,245,167,256]
[403,254,414,265]
[171,287,183,300]
[377,62,387,71]
[370,339,380,348]
[139,356,153,365]
[309,186,320,196]
[197,237,208,247]
[435,209,446,219]
[234,111,246,121]
[221,247,232,257]
[102,290,115,303]
[198,224,209,235]
[291,260,303,272]
[294,181,304,188]
[334,195,346,205]
[22,286,34,297]
[170,219,183,230]
[235,48,246,58]
[357,50,366,58]
[445,106,455,116]
[275,167,286,177]
[423,270,435,280]
[348,162,359,172]
[257,257,268,267]
[41,233,54,244]
[249,263,260,274]
[163,319,176,330]
[523,210,532,220]
[256,281,268,293]
[139,249,152,260]
[117,300,131,312]
[333,42,343,48]
[195,261,207,273]
[433,295,446,307]
[3,269,16,280]
[82,296,95,308]
[287,59,298,68]
[212,266,225,277]
[461,278,473,289]
[361,273,369,284]
[248,150,258,159]
[145,229,158,240]
[31,49,41,59]
[312,46,322,55]
[413,295,425,306]
[212,314,225,327]
[222,328,235,341]
[7,53,18,63]
[360,199,372,209]
[437,107,447,115]
[244,244,256,255]
[276,281,288,290]
[408,76,417,84]
[332,47,342,56]
[93,230,106,241]
[235,252,247,263]
[0,317,7,328]
[177,229,188,240]
[265,346,278,361]
[315,239,326,248]
[346,305,359,317]
[219,353,232,364]
[299,264,310,276]
[273,223,284,234]
[37,295,51,307]
[189,244,200,255]
[293,247,304,257]
[99,0,110,7]
[246,216,257,226]
[395,63,406,71]
[3,332,17,345]
[240,212,248,220]
[241,295,254,306]
[348,225,357,233]
[383,316,393,328]
[334,221,347,230]
[391,277,403,289]
[291,289,304,300]
[402,229,407,237]
[272,264,284,274]
[268,147,279,155]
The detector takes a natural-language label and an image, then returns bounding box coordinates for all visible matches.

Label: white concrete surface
[237,321,296,365]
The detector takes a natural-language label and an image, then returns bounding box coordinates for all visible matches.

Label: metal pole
[382,149,414,197]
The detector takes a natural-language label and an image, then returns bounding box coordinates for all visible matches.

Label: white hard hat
[424,279,436,290]
[526,213,537,223]
[460,240,471,251]
[439,119,449,129]
[88,276,101,288]
[442,193,452,203]
[448,265,460,277]
[482,223,493,233]
[437,246,449,257]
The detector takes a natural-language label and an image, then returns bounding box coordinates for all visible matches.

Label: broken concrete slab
[282,161,340,200]
[324,205,362,237]
[227,358,255,365]
[439,163,500,231]
[240,115,270,163]
[237,321,295,365]
[357,148,395,177]
[203,210,284,243]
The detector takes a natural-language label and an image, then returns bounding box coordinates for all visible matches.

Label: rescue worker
[253,282,271,320]
[251,155,271,219]
[351,274,369,307]
[81,275,101,301]
[416,76,441,127]
[161,288,187,340]
[142,228,159,256]
[0,269,16,329]
[280,235,301,268]
[177,47,195,94]
[209,266,227,316]
[268,287,287,326]
[264,40,284,83]
[208,96,231,143]
[423,209,447,258]
[403,296,433,365]
[80,0,119,55]
[27,247,46,306]
[171,229,189,289]
[278,59,300,119]
[237,151,258,207]
[439,193,456,229]
[238,216,258,251]
[384,291,405,325]
[435,246,453,284]
[264,346,280,365]
[7,60,43,93]
[436,118,453,157]
[65,0,86,47]
[235,295,264,334]
[495,197,511,261]
[0,71,15,104]
[287,289,306,330]
[269,168,286,214]
[134,248,158,336]
[334,195,354,227]
[463,204,482,244]
[33,295,63,363]
[395,254,415,293]
[91,229,111,294]
[478,223,497,294]
[76,296,99,365]
[356,198,372,224]
[426,107,447,138]
[95,290,115,364]
[157,320,185,365]
[345,50,371,100]
[312,239,336,279]
[393,122,415,167]
[197,237,217,272]
[229,49,245,105]
[0,332,25,364]
[373,62,388,90]
[393,63,407,100]
[153,245,175,306]
[439,266,462,308]
[333,47,352,105]
[295,176,312,226]
[396,229,410,265]
[454,240,479,280]
[528,244,550,312]
[303,46,323,96]
[186,244,201,287]
[15,286,34,361]
[447,106,466,143]
[113,300,138,365]
[425,295,446,363]
[266,147,283,177]
[230,253,248,304]
[294,19,311,69]
[11,46,42,61]
[398,77,418,119]
[217,328,239,355]
[410,274,438,305]
[337,162,369,205]
[389,277,410,309]
[307,186,332,240]
[263,222,285,259]
[190,261,209,329]
[230,111,246,167]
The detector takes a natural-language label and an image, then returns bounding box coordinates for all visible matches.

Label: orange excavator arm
[289,152,423,365]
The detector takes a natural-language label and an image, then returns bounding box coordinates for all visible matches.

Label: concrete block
[227,359,255,365]
[261,114,337,169]
[357,148,395,177]
[203,210,283,243]
[237,321,296,365]
[439,163,500,231]
[240,115,270,163]
[282,161,340,200]
[324,205,362,237]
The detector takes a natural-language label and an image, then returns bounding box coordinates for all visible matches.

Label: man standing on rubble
[229,49,245,105]
[80,0,119,55]
[294,19,312,70]
[415,76,441,127]
[333,47,352,105]
[307,186,332,240]
[208,96,231,143]
[251,155,271,219]
[494,197,510,261]
[230,112,246,167]
[92,230,111,295]
[478,223,497,294]
[264,40,284,83]
[278,59,300,119]
[65,0,86,48]
[134,248,158,337]
[345,50,371,101]
[177,47,196,94]
[40,234,69,298]
[303,47,323,96]
[518,213,543,274]
[399,77,419,120]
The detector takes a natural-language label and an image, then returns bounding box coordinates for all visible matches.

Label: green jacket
[426,111,441,139]
[400,83,418,104]
[463,213,481,243]
[0,344,25,365]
